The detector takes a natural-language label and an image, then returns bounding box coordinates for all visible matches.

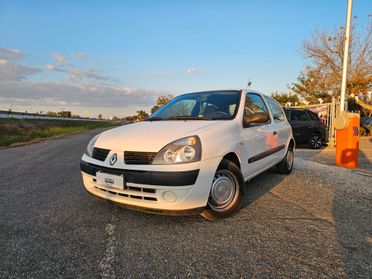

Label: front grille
[92,147,110,161]
[124,151,157,165]
[93,185,157,201]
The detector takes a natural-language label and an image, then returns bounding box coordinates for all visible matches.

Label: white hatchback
[80,90,294,219]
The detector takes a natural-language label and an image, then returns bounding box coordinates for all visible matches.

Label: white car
[80,90,295,219]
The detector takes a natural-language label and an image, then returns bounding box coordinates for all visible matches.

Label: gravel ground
[0,130,371,278]
[296,136,372,172]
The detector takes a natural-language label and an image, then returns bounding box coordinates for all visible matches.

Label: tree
[291,21,371,106]
[136,110,148,121]
[271,91,300,106]
[124,115,136,122]
[291,70,334,103]
[57,111,71,118]
[97,114,103,120]
[150,95,174,113]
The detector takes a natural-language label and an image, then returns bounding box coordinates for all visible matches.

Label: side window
[290,110,310,121]
[307,110,319,121]
[243,93,269,126]
[264,96,286,121]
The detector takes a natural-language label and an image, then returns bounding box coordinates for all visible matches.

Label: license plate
[96,172,124,190]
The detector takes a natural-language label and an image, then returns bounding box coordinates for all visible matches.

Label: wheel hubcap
[311,135,322,148]
[208,170,238,212]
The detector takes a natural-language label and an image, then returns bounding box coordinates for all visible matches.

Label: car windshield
[147,91,241,121]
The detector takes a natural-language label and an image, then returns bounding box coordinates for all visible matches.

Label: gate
[286,97,339,148]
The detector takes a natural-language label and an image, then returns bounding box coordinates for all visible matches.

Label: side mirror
[243,112,270,127]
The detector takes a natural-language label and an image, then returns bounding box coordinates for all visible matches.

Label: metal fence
[286,97,339,148]
[0,110,105,122]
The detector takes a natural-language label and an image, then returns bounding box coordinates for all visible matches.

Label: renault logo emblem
[109,153,117,166]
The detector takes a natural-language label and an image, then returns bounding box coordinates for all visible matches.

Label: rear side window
[264,96,286,121]
[290,110,310,121]
[307,110,319,121]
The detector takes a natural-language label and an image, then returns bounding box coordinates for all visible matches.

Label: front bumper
[80,160,200,186]
[80,156,222,215]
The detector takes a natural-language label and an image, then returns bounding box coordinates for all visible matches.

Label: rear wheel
[276,145,294,174]
[201,160,243,220]
[308,133,322,149]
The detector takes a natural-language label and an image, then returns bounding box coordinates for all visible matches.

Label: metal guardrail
[0,110,108,122]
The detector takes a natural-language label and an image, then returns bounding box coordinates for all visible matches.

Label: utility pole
[334,0,360,169]
[340,0,353,112]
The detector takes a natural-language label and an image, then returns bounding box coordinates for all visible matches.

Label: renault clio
[80,90,295,219]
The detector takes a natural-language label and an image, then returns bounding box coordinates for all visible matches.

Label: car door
[240,93,277,178]
[264,96,291,161]
[288,110,311,144]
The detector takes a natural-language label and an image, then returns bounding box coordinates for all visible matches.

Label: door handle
[273,131,277,136]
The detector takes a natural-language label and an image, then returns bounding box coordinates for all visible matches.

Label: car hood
[94,120,221,152]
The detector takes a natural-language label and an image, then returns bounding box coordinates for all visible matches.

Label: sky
[0,0,370,118]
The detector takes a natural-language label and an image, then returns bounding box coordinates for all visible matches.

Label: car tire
[201,159,244,220]
[276,145,294,174]
[308,133,322,149]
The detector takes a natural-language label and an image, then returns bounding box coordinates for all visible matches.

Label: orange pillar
[335,113,360,168]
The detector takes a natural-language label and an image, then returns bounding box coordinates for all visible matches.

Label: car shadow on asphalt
[99,165,288,225]
[239,167,286,211]
[95,165,287,225]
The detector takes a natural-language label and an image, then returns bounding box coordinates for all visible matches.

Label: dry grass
[0,118,117,147]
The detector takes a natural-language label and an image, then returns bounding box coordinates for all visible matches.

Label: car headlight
[85,134,100,157]
[153,136,202,164]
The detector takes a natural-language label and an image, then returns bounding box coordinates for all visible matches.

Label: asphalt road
[0,129,371,278]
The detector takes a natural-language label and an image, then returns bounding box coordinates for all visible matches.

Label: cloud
[52,52,68,65]
[0,57,164,110]
[0,48,23,60]
[145,68,202,77]
[69,69,118,83]
[186,68,200,75]
[72,52,88,60]
[0,59,41,81]
[0,80,163,108]
[44,64,66,72]
[45,64,56,71]
[44,63,118,83]
[0,49,167,115]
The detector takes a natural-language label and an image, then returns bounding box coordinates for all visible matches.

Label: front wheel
[201,160,244,220]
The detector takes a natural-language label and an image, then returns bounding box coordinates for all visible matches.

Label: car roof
[179,89,267,97]
[177,89,279,103]
[284,107,309,111]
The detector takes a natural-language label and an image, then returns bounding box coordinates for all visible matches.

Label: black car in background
[360,117,372,126]
[284,108,326,149]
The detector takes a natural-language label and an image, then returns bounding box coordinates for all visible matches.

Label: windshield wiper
[147,116,216,121]
[167,116,213,120]
[146,117,164,121]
